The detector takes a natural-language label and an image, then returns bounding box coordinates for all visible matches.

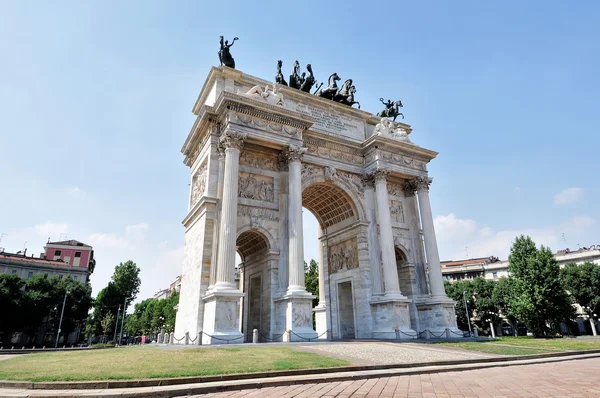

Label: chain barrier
[397,329,418,339]
[289,330,330,342]
[258,332,284,342]
[449,329,465,337]
[172,335,186,342]
[189,335,198,344]
[429,330,447,339]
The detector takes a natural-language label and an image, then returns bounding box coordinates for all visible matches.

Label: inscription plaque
[294,102,365,140]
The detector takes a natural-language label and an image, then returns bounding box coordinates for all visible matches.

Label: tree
[0,274,26,343]
[444,280,476,330]
[112,260,142,304]
[508,235,574,337]
[492,277,517,334]
[304,259,319,308]
[561,261,600,334]
[100,312,115,342]
[472,278,501,333]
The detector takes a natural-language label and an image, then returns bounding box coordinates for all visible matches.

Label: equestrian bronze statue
[314,72,340,99]
[299,64,317,93]
[289,60,302,89]
[218,36,238,69]
[275,60,287,86]
[377,98,404,121]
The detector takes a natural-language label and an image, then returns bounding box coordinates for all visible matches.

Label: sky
[1,1,599,306]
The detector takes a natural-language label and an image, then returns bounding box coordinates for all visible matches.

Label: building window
[59,274,64,280]
[27,271,34,279]
[75,252,81,258]
[73,275,78,281]
[55,250,62,256]
[11,269,17,274]
[493,272,498,281]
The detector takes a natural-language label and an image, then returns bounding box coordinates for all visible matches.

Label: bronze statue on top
[289,61,302,89]
[377,98,404,121]
[218,36,239,69]
[333,79,353,102]
[299,64,317,93]
[275,60,287,86]
[314,72,340,99]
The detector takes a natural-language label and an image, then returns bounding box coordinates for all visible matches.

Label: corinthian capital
[361,173,375,188]
[414,176,432,191]
[372,167,389,183]
[219,130,247,151]
[285,145,307,163]
[402,180,417,197]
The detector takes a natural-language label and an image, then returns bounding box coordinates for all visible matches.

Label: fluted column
[209,143,226,288]
[214,131,247,291]
[363,174,384,297]
[373,167,403,299]
[317,224,326,306]
[286,145,309,295]
[414,177,446,297]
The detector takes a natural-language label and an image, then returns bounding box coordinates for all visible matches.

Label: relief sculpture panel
[389,200,405,223]
[238,172,274,202]
[240,150,279,171]
[328,238,359,274]
[190,162,207,206]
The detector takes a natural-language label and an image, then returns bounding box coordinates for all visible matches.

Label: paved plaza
[184,358,600,398]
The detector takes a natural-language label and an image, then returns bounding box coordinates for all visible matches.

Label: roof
[440,257,493,268]
[46,239,91,248]
[0,252,67,266]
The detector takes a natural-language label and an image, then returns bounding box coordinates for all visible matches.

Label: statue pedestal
[370,298,416,339]
[276,294,318,342]
[201,290,244,345]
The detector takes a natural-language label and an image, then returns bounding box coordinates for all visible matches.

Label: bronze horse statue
[333,79,353,102]
[300,64,316,93]
[314,72,340,99]
[377,98,404,121]
[338,86,360,109]
[289,60,302,89]
[275,60,287,86]
[218,36,238,69]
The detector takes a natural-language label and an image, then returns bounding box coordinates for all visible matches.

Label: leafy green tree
[492,277,517,334]
[472,277,502,332]
[561,261,600,332]
[54,277,93,339]
[0,274,26,343]
[304,259,319,308]
[444,279,476,330]
[508,235,575,337]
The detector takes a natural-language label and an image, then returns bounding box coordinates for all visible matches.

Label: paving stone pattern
[185,357,600,397]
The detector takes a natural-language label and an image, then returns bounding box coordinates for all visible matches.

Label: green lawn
[0,346,352,382]
[438,336,600,356]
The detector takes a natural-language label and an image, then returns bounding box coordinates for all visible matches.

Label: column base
[201,290,245,345]
[275,294,317,342]
[313,305,328,340]
[415,296,464,338]
[370,298,416,339]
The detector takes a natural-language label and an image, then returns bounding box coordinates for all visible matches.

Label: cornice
[362,134,438,162]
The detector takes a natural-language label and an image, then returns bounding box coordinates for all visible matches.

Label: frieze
[328,238,359,274]
[231,113,301,139]
[387,182,404,196]
[238,172,274,202]
[237,205,279,221]
[364,148,428,172]
[301,163,323,182]
[190,163,208,206]
[221,95,312,131]
[240,150,279,171]
[304,136,363,165]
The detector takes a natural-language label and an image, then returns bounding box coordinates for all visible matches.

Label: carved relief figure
[336,170,364,194]
[292,306,312,327]
[301,164,323,182]
[328,238,359,274]
[190,163,208,206]
[238,173,274,202]
[243,84,285,106]
[240,150,279,171]
[238,205,279,221]
[389,200,405,223]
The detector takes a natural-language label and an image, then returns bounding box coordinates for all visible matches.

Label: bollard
[327,329,332,341]
[22,346,25,350]
[473,328,479,338]
[170,332,175,345]
[285,330,291,342]
[0,347,2,350]
[395,328,400,340]
[185,331,190,345]
[42,346,45,350]
[425,330,430,340]
[252,329,258,344]
[490,322,496,339]
[197,331,202,346]
[446,328,451,339]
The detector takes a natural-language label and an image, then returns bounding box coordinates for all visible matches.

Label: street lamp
[55,290,70,348]
[463,291,473,337]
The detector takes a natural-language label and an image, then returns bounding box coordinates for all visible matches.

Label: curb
[1,352,599,397]
[0,349,599,394]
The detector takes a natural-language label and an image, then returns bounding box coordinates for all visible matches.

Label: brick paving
[186,357,600,397]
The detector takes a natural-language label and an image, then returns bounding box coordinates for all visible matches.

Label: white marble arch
[174,66,461,344]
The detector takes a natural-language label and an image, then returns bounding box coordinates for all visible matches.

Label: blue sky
[1,1,599,303]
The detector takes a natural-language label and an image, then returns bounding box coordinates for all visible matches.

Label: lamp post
[55,290,70,348]
[463,291,473,337]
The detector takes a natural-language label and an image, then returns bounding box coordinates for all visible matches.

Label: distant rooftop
[46,239,91,248]
[0,251,66,266]
[441,256,500,268]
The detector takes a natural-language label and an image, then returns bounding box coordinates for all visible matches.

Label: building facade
[173,66,460,344]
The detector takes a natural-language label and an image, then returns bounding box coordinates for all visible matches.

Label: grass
[0,345,352,382]
[437,336,600,356]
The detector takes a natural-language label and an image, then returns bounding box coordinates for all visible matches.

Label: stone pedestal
[313,305,328,339]
[415,297,462,337]
[201,290,245,344]
[370,299,416,339]
[277,295,318,342]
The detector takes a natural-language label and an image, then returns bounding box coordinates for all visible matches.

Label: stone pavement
[183,357,600,398]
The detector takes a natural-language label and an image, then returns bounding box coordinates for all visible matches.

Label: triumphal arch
[174,66,460,344]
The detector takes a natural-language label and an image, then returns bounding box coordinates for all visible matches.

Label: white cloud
[88,233,133,249]
[34,221,68,240]
[553,187,583,205]
[125,223,149,242]
[69,187,82,198]
[434,213,596,261]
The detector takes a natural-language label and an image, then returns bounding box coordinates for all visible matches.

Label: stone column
[373,167,403,299]
[286,145,308,295]
[363,174,383,297]
[414,177,446,298]
[403,181,429,296]
[209,143,226,288]
[278,153,290,295]
[316,224,326,306]
[213,131,247,291]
